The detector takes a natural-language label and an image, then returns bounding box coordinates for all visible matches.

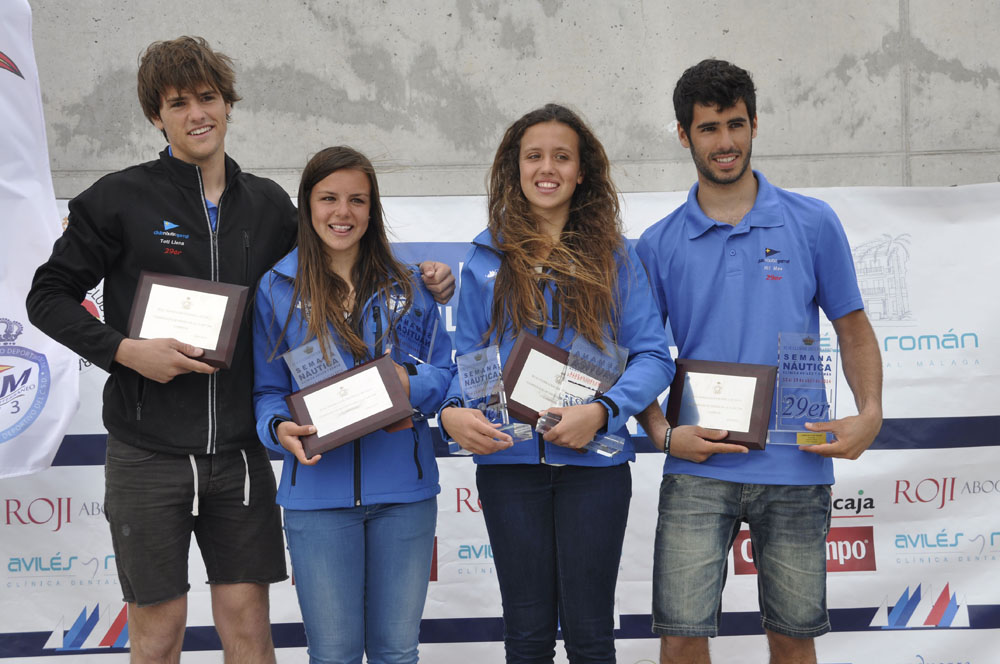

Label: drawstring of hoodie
[188,451,251,515]
[189,454,200,516]
[240,449,250,506]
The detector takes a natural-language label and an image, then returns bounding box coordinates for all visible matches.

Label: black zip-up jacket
[26,148,297,455]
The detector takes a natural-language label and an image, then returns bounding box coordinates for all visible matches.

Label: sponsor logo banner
[733,526,876,574]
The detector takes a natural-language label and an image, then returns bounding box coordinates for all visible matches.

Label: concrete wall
[30,0,1000,199]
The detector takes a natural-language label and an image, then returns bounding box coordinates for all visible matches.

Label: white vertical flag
[0,0,79,477]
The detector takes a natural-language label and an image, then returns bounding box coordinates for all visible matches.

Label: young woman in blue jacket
[253,146,453,664]
[439,105,673,663]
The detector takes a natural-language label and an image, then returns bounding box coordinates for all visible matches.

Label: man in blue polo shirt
[635,59,883,664]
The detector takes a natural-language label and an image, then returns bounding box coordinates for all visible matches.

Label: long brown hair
[486,104,623,349]
[272,146,413,362]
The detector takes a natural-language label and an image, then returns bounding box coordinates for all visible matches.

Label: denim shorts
[104,435,287,606]
[652,473,832,639]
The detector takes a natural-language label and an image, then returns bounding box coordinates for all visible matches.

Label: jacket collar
[272,248,299,278]
[157,147,241,192]
[472,227,496,249]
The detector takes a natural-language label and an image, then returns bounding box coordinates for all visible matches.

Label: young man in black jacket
[27,36,453,663]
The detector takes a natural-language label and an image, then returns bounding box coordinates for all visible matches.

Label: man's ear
[677,124,691,149]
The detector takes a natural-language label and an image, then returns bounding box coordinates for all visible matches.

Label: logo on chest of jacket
[153,219,190,255]
[759,246,790,280]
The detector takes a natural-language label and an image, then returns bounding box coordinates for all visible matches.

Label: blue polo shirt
[635,171,864,485]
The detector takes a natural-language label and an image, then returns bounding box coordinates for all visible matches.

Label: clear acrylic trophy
[384,309,440,427]
[540,336,629,457]
[771,331,838,445]
[283,301,438,396]
[281,339,348,389]
[386,306,440,369]
[454,345,534,455]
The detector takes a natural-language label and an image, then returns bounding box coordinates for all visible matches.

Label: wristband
[663,427,672,456]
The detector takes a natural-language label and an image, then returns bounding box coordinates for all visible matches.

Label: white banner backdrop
[0,0,78,479]
[1,182,997,664]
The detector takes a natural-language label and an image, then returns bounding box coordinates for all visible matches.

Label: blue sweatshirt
[443,229,674,466]
[253,249,453,509]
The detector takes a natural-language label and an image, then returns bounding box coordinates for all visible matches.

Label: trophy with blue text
[528,336,628,457]
[282,339,348,389]
[771,331,838,445]
[386,299,441,370]
[454,345,534,454]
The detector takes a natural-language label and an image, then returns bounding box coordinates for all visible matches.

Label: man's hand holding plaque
[125,271,249,370]
[114,337,217,383]
[665,359,777,450]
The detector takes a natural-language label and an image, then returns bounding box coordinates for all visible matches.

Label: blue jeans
[476,463,631,664]
[283,498,438,664]
[652,474,832,639]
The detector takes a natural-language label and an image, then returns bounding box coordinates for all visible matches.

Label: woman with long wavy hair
[253,146,453,663]
[440,105,673,662]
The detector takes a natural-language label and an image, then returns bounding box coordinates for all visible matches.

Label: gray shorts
[652,473,832,639]
[104,435,287,606]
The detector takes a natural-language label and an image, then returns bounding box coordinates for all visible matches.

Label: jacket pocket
[411,429,423,480]
[135,377,147,421]
[242,229,251,285]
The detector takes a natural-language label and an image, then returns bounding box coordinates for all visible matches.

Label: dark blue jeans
[476,463,631,664]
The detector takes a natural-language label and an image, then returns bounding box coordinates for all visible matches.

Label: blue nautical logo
[0,317,51,444]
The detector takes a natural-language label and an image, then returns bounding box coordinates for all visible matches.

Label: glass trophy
[567,335,628,388]
[387,307,440,369]
[771,331,838,445]
[385,313,440,429]
[282,338,348,389]
[454,345,534,455]
[549,337,629,457]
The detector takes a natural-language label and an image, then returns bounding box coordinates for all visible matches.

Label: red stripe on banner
[99,605,128,647]
[924,583,951,626]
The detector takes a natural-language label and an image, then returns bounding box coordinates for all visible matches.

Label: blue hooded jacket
[253,248,453,509]
[442,229,674,466]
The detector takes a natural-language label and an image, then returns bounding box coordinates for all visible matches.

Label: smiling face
[518,120,584,229]
[309,168,371,269]
[152,85,231,168]
[678,99,757,187]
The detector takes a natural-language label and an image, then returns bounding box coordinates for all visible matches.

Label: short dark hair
[137,36,241,124]
[673,59,756,135]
